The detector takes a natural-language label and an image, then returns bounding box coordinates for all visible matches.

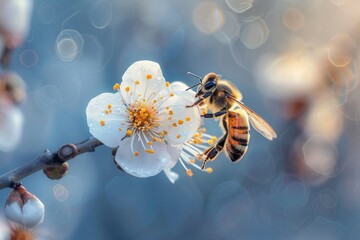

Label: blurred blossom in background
[0,0,360,239]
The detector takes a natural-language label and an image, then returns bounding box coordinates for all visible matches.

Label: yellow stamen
[113,83,120,91]
[178,120,184,125]
[170,92,174,97]
[153,99,157,103]
[118,128,122,131]
[108,104,112,109]
[172,123,177,127]
[145,149,155,154]
[185,117,191,121]
[125,86,130,92]
[186,169,193,177]
[165,82,170,87]
[208,140,214,145]
[206,168,213,174]
[105,110,109,115]
[190,159,195,164]
[177,134,181,139]
[147,141,152,146]
[100,120,105,126]
[169,110,173,115]
[135,80,140,85]
[126,129,132,136]
[146,74,152,80]
[134,151,139,157]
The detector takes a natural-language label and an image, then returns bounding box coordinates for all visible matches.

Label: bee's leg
[201,132,228,169]
[201,108,227,118]
[186,91,212,108]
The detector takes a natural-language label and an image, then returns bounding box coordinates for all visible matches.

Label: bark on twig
[0,137,103,189]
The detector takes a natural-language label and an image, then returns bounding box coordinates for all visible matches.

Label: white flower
[86,61,201,178]
[5,186,45,228]
[0,0,33,48]
[0,97,24,152]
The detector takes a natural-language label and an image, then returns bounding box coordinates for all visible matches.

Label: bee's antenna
[187,72,202,82]
[185,82,201,91]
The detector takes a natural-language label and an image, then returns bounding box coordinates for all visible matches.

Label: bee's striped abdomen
[225,109,250,162]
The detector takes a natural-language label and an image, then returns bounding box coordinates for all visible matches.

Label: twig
[0,137,103,189]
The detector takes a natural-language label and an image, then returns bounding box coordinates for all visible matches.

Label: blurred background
[0,0,360,239]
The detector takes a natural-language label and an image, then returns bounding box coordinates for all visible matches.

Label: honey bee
[186,72,277,169]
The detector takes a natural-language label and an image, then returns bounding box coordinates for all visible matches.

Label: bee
[186,72,277,169]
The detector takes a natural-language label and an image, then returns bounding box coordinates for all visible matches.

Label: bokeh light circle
[239,17,269,49]
[55,29,84,62]
[89,1,112,29]
[193,2,224,34]
[225,0,253,14]
[20,49,38,68]
[37,3,56,24]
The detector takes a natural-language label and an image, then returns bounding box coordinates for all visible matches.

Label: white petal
[86,92,128,148]
[159,90,202,144]
[0,0,33,37]
[166,143,183,169]
[163,168,179,184]
[162,143,183,184]
[22,199,45,228]
[120,60,169,103]
[170,81,196,98]
[0,102,24,152]
[115,133,171,178]
[4,202,23,226]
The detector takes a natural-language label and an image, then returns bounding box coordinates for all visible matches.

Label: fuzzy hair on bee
[186,72,277,169]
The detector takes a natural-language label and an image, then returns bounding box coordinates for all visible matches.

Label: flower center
[128,104,156,131]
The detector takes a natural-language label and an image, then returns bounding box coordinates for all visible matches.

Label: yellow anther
[178,120,184,125]
[168,117,172,120]
[190,159,195,164]
[108,104,112,109]
[113,83,120,91]
[145,149,155,154]
[208,140,214,145]
[105,110,109,115]
[200,128,207,133]
[153,99,157,103]
[186,169,193,177]
[135,80,140,85]
[118,128,122,131]
[166,106,170,110]
[147,141,152,146]
[176,134,181,139]
[126,129,132,136]
[169,110,173,115]
[201,109,208,115]
[185,117,191,122]
[211,136,217,141]
[134,151,139,157]
[125,86,130,92]
[170,92,174,97]
[146,74,152,80]
[172,123,177,127]
[165,82,170,87]
[100,120,105,126]
[163,130,168,135]
[206,168,213,174]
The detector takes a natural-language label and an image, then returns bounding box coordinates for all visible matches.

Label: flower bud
[0,72,26,105]
[5,186,45,228]
[43,162,69,180]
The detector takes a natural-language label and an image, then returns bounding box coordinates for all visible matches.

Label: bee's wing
[228,95,277,140]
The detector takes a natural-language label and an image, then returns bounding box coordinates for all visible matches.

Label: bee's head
[186,72,219,98]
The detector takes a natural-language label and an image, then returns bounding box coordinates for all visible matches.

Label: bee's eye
[204,79,215,90]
